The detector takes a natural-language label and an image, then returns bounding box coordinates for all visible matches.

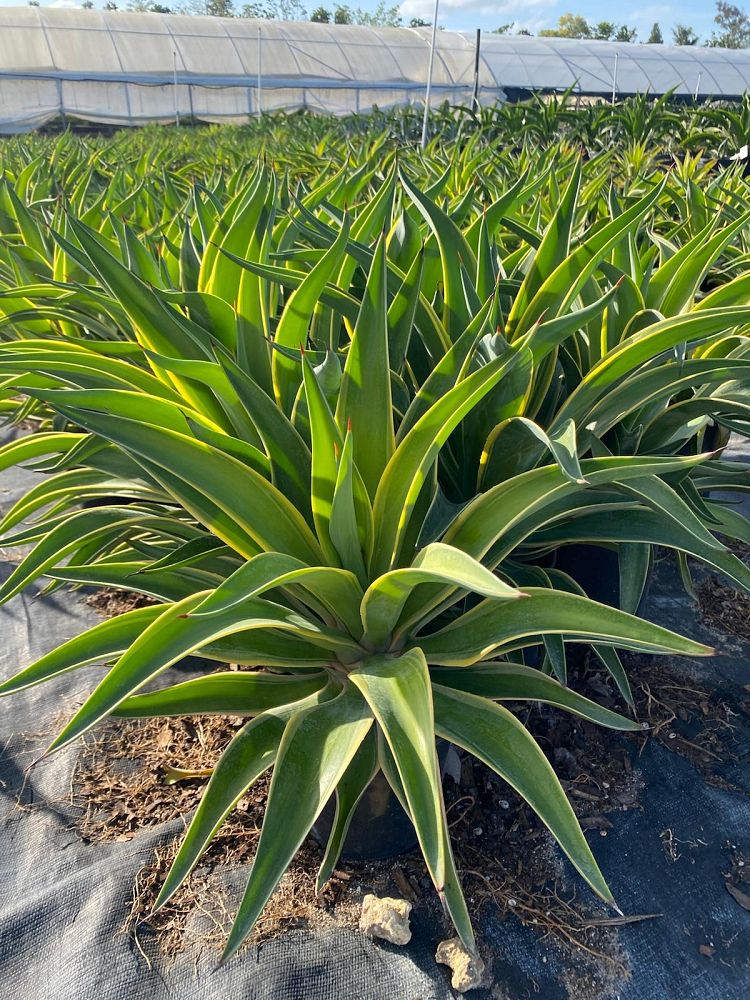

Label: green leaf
[189,551,364,640]
[431,662,640,730]
[533,507,750,594]
[335,233,394,499]
[419,587,713,666]
[329,429,369,583]
[302,353,345,566]
[137,536,231,575]
[0,431,84,473]
[114,670,328,717]
[398,284,499,442]
[556,307,750,430]
[509,179,664,339]
[60,219,225,422]
[432,683,615,905]
[443,454,710,564]
[220,352,313,517]
[371,350,523,576]
[272,216,350,414]
[387,247,424,373]
[316,727,379,891]
[619,477,724,552]
[0,604,162,696]
[222,685,373,962]
[350,648,475,951]
[44,560,221,603]
[400,169,477,340]
[0,506,148,606]
[362,542,521,650]
[154,682,337,911]
[484,416,586,486]
[508,162,581,332]
[44,592,359,755]
[48,408,323,565]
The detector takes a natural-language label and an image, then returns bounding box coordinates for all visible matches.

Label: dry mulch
[86,588,158,618]
[71,714,358,962]
[699,573,750,643]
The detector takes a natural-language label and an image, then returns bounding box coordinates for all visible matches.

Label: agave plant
[1,133,749,962]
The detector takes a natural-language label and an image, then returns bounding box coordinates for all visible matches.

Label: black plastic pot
[543,544,653,673]
[554,543,652,612]
[311,740,451,861]
[678,421,731,460]
[555,543,622,608]
[704,421,731,456]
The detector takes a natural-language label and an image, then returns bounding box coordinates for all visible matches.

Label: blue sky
[0,0,723,46]
[400,1,719,42]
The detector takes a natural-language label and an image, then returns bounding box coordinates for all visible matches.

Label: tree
[591,21,616,40]
[353,2,401,27]
[333,4,351,22]
[539,14,635,41]
[27,1,40,7]
[210,0,236,14]
[410,17,431,27]
[492,23,513,35]
[672,23,699,45]
[82,0,95,7]
[710,1,750,47]
[310,6,330,20]
[128,0,174,9]
[646,22,663,43]
[539,13,591,38]
[614,24,636,41]
[104,1,119,9]
[241,0,307,18]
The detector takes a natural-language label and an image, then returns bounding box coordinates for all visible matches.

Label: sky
[0,0,724,47]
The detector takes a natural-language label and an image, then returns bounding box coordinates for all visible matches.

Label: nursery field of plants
[0,98,749,996]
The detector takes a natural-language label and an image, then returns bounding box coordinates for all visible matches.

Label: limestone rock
[435,937,486,992]
[358,893,412,945]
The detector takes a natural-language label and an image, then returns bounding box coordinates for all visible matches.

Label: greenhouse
[4,7,750,131]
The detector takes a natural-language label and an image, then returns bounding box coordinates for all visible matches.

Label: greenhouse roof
[1,8,750,131]
[474,33,750,99]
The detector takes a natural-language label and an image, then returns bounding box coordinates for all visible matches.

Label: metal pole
[257,27,262,117]
[173,49,180,127]
[471,28,481,113]
[58,78,67,129]
[420,0,440,151]
[694,72,701,101]
[611,52,618,106]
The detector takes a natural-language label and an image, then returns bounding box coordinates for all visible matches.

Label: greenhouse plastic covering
[1,8,750,132]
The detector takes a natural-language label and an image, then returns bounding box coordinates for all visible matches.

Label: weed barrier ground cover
[0,433,748,1000]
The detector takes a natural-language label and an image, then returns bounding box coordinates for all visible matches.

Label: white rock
[359,893,412,945]
[435,937,486,992]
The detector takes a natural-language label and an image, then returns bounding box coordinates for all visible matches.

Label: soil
[71,713,360,962]
[698,573,750,643]
[86,587,158,618]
